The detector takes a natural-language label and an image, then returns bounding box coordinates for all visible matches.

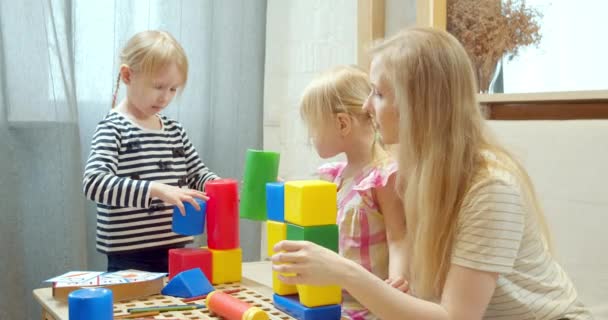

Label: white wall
[262,0,418,178]
[261,0,358,259]
[262,0,607,316]
[263,0,357,181]
[385,0,416,36]
[489,121,608,317]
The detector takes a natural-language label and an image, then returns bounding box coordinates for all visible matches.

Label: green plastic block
[286,223,338,253]
[239,149,280,221]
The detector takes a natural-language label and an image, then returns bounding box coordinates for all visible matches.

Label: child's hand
[385,276,409,293]
[150,182,208,216]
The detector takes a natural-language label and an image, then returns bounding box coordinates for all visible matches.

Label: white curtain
[0,1,267,319]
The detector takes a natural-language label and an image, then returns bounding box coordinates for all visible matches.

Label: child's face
[125,63,183,118]
[310,118,344,159]
[364,57,399,144]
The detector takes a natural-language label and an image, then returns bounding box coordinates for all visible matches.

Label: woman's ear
[120,64,132,85]
[335,113,352,137]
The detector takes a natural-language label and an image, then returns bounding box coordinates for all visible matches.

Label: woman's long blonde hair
[299,65,386,159]
[370,27,551,299]
[112,30,188,108]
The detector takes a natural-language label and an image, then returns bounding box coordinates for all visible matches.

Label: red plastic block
[206,179,239,250]
[168,248,212,281]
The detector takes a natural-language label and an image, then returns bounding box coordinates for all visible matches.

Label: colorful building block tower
[169,148,341,319]
[266,180,342,320]
[171,149,281,285]
[169,178,242,285]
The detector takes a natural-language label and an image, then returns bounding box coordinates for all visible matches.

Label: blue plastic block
[172,198,207,235]
[161,268,214,298]
[273,294,341,320]
[266,182,285,222]
[68,288,113,320]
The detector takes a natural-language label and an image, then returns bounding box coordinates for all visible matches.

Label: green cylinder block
[239,149,280,221]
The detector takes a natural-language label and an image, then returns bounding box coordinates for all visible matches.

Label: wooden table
[33,261,277,320]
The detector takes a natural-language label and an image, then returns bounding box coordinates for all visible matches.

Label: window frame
[358,0,608,120]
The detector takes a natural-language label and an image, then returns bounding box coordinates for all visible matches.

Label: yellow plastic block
[296,284,342,307]
[272,269,298,296]
[284,180,337,226]
[207,247,242,284]
[267,221,287,257]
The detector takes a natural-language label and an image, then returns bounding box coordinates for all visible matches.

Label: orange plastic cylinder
[206,291,268,320]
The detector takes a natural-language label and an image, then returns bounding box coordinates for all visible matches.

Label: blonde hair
[370,27,552,299]
[112,30,188,108]
[299,65,386,159]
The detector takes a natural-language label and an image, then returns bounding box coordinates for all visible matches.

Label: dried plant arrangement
[447,0,543,92]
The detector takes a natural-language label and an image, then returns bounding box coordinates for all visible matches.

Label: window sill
[479,90,608,120]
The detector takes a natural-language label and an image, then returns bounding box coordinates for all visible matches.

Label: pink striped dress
[319,158,398,320]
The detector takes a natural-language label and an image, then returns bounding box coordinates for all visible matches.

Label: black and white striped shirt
[83,111,218,254]
[453,167,592,320]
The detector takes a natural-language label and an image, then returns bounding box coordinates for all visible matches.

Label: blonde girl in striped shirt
[84,30,217,272]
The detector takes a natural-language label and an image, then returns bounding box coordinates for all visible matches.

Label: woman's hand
[150,182,208,215]
[385,276,410,293]
[271,240,352,286]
